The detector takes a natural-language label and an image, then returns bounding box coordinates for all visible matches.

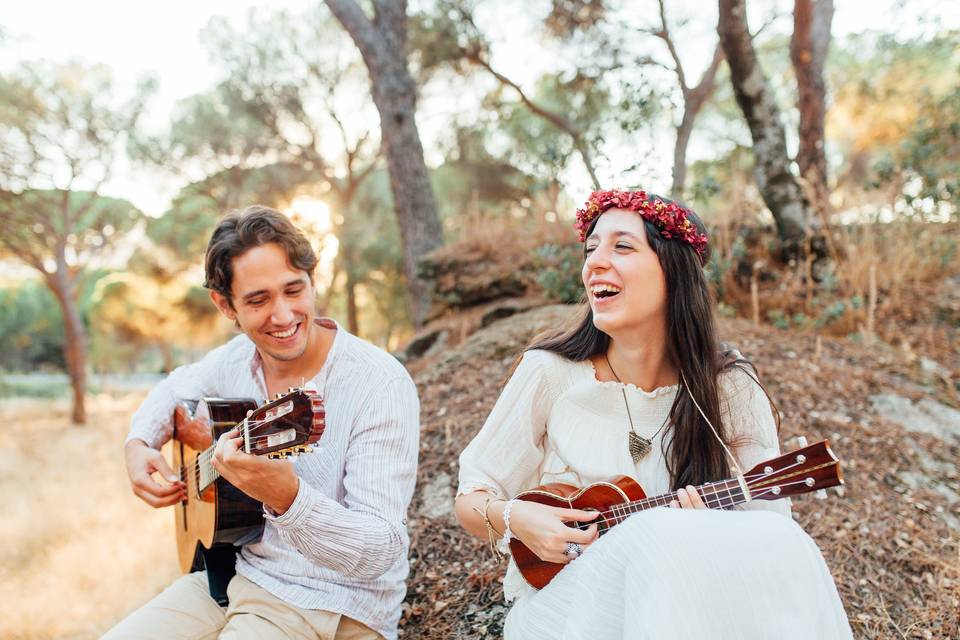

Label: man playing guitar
[106,206,419,640]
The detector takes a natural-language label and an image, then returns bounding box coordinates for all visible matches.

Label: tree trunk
[791,0,834,218]
[345,269,359,336]
[671,43,724,197]
[47,267,87,425]
[159,342,175,374]
[325,0,443,328]
[718,0,814,251]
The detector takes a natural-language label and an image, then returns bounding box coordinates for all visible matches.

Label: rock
[401,329,449,362]
[869,393,960,442]
[419,472,454,519]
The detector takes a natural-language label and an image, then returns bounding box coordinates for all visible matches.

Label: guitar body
[173,398,263,575]
[509,476,646,589]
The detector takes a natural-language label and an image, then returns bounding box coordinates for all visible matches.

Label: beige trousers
[103,572,382,640]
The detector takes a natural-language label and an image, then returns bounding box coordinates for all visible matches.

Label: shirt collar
[247,317,343,398]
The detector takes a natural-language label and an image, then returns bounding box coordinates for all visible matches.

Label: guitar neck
[194,417,251,491]
[600,477,749,531]
[195,444,221,492]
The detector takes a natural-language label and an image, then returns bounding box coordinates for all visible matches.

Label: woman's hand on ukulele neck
[509,501,600,564]
[669,485,708,509]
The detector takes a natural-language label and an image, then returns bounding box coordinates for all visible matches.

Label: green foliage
[0,282,65,372]
[0,271,109,373]
[883,87,960,218]
[817,301,848,328]
[766,309,790,330]
[533,242,583,303]
[0,190,143,266]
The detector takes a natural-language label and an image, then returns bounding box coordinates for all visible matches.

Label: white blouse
[457,348,791,601]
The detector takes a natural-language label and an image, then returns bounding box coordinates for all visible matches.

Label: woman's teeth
[590,284,622,298]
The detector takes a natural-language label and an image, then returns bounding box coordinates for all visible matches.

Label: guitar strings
[178,429,320,479]
[176,412,322,478]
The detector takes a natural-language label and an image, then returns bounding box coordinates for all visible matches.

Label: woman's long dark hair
[528,197,767,490]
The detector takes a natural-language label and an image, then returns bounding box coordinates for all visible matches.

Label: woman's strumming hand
[507,500,599,563]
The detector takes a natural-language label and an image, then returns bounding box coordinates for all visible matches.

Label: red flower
[574,189,708,264]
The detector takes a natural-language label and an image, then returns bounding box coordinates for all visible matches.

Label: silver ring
[564,542,582,559]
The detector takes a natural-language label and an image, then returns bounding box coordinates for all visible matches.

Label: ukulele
[172,387,325,604]
[511,439,843,589]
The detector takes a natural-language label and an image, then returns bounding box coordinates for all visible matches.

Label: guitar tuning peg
[288,386,296,393]
[796,435,809,448]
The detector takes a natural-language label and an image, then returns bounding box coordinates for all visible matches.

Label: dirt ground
[1,306,957,639]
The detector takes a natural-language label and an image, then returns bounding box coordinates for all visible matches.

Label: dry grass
[0,393,179,640]
[710,221,960,357]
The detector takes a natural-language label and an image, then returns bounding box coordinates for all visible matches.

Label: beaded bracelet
[472,495,505,558]
[497,498,517,555]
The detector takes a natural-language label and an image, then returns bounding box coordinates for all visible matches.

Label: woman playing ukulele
[454,190,851,639]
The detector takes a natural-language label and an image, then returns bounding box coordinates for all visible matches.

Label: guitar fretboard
[196,446,220,492]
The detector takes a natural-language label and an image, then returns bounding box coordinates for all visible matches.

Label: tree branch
[325,0,382,58]
[655,0,688,92]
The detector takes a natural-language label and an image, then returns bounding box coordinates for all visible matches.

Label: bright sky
[1,0,957,219]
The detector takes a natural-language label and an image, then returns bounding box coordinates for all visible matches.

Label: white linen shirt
[127,318,420,640]
[457,348,790,602]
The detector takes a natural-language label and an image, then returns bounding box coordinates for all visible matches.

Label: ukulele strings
[563,464,814,532]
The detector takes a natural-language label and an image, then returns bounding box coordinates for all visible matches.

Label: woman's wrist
[497,498,518,554]
[487,499,506,534]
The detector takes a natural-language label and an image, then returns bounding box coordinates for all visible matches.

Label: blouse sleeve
[721,365,792,517]
[457,350,556,500]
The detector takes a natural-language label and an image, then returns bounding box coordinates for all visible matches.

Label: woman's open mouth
[590,284,622,304]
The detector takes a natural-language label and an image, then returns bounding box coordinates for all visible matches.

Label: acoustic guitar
[172,387,325,604]
[511,439,843,589]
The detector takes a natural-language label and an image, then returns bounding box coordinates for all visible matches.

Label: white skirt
[503,508,852,640]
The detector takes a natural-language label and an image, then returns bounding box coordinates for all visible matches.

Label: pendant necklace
[604,353,670,463]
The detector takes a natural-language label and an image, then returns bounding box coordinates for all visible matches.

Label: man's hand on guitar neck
[124,439,186,508]
[212,428,300,516]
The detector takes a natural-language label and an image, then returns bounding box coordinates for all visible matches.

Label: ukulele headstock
[744,439,843,501]
[244,388,325,458]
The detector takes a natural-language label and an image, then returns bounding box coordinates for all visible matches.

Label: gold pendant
[628,431,652,463]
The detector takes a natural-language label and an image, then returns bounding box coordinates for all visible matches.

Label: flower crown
[574,189,708,263]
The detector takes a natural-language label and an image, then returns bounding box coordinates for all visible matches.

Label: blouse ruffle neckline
[583,359,679,399]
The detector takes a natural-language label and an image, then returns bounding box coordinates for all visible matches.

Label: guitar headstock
[744,439,843,501]
[244,388,325,458]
